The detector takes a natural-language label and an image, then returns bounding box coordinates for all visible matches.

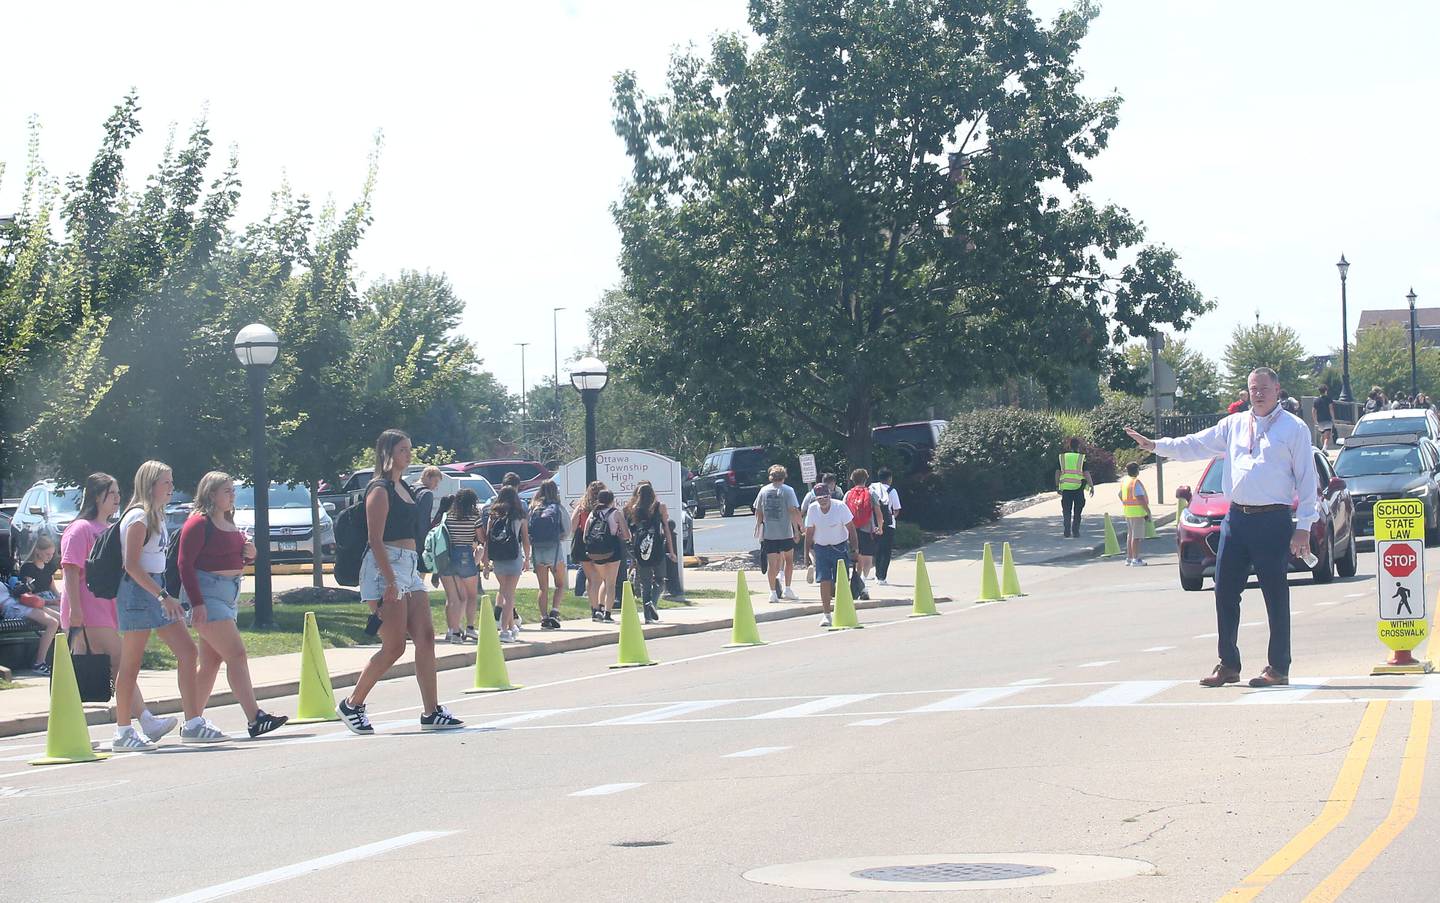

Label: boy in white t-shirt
[804,483,859,628]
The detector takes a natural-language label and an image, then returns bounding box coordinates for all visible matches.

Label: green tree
[608,0,1208,466]
[1121,338,1223,415]
[1349,323,1440,399]
[1221,323,1308,393]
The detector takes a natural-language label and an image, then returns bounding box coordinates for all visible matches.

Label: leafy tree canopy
[1221,323,1309,394]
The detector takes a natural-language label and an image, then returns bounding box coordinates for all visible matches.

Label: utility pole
[552,306,565,451]
[516,342,530,453]
[1150,334,1166,503]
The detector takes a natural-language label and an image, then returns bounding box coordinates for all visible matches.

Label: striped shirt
[444,511,480,545]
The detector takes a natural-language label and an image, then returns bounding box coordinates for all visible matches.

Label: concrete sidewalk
[0,457,1203,738]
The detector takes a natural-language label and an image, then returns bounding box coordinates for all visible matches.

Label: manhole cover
[854,863,1055,882]
[612,840,670,848]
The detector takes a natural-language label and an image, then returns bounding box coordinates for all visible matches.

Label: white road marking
[751,694,877,719]
[1315,601,1340,606]
[1194,633,1219,639]
[1009,678,1051,686]
[910,687,1027,712]
[1071,681,1179,708]
[596,700,735,725]
[474,709,576,729]
[1240,621,1264,628]
[723,746,790,758]
[154,830,459,902]
[848,718,896,727]
[571,782,645,797]
[1077,660,1118,669]
[1236,679,1330,705]
[1142,646,1176,653]
[1344,592,1367,598]
[1403,675,1440,701]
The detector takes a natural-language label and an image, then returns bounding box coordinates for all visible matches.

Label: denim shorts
[531,542,565,569]
[180,570,242,622]
[0,596,35,620]
[360,545,427,601]
[449,543,479,579]
[813,543,851,585]
[117,572,175,632]
[489,553,523,577]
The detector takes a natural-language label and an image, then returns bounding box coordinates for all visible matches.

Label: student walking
[114,461,208,750]
[528,480,570,630]
[1118,462,1152,566]
[572,481,603,618]
[754,465,802,602]
[3,539,61,675]
[442,489,483,644]
[337,430,462,734]
[59,473,176,744]
[178,472,288,738]
[844,468,885,599]
[626,481,674,624]
[804,482,859,628]
[583,488,630,622]
[1055,438,1095,538]
[482,486,530,643]
[869,468,902,584]
[1313,385,1336,450]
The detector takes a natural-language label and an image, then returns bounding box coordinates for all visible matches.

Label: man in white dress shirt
[1126,367,1318,688]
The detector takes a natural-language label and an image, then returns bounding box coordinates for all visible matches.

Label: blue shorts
[117,572,176,632]
[360,545,427,601]
[180,570,241,622]
[489,554,523,577]
[449,543,479,579]
[531,542,565,569]
[813,543,851,585]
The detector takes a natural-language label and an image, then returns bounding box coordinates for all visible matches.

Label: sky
[3,1,1437,397]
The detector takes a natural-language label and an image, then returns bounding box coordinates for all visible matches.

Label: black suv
[688,446,770,518]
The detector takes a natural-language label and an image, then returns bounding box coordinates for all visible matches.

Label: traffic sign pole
[1372,499,1433,675]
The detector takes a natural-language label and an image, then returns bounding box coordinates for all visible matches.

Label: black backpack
[487,511,519,561]
[334,481,389,587]
[632,508,662,564]
[584,506,615,556]
[163,516,213,598]
[529,502,563,543]
[84,521,124,599]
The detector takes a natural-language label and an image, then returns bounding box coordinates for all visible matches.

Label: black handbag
[849,567,865,600]
[66,627,114,703]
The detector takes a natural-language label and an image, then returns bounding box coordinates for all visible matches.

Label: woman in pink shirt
[179,471,288,739]
[59,473,177,743]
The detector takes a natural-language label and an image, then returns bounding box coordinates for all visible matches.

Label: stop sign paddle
[1383,544,1418,578]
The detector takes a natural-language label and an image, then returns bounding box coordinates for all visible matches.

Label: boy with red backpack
[845,468,885,600]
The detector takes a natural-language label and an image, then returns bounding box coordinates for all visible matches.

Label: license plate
[279,541,297,552]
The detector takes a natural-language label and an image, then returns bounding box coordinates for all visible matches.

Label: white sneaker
[180,718,228,744]
[878,578,889,586]
[768,590,781,603]
[1132,558,1148,567]
[783,587,799,601]
[499,629,517,643]
[112,726,156,752]
[820,612,832,628]
[140,711,178,742]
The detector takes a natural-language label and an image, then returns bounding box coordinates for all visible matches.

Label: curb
[0,594,949,739]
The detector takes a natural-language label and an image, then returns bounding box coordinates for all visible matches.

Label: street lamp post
[552,307,565,421]
[1408,288,1419,398]
[1337,254,1353,402]
[234,323,280,629]
[516,342,530,452]
[569,356,609,486]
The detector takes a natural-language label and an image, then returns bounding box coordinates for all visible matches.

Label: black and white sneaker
[541,614,560,630]
[30,662,51,677]
[591,608,602,622]
[420,706,464,731]
[248,710,289,739]
[336,698,373,735]
[601,608,614,623]
[643,602,659,624]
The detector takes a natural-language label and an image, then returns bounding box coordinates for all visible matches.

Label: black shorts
[857,530,878,556]
[761,538,795,555]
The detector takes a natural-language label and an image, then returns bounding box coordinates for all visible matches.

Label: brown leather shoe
[1200,664,1242,687]
[1248,667,1289,688]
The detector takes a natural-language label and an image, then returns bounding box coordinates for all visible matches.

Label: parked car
[163,490,194,537]
[9,481,84,567]
[687,446,769,518]
[451,460,552,493]
[1335,433,1440,545]
[1174,448,1357,592]
[233,482,337,564]
[872,419,949,472]
[0,511,12,577]
[1344,409,1440,444]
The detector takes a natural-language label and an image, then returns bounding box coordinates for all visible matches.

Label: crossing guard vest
[1120,476,1147,517]
[1058,452,1087,491]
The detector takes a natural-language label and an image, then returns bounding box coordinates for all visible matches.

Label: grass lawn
[141,587,731,670]
[0,677,15,691]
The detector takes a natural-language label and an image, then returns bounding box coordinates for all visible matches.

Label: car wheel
[1335,526,1358,578]
[693,505,706,519]
[1180,572,1204,592]
[1311,527,1335,583]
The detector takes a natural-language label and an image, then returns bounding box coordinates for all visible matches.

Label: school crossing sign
[1371,498,1432,675]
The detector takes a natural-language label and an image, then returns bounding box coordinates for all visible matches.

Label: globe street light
[1337,254,1353,402]
[569,356,609,486]
[234,323,280,629]
[1409,287,1419,398]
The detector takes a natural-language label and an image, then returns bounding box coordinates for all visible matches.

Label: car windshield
[1354,416,1430,437]
[1336,446,1423,477]
[167,491,193,508]
[1199,459,1227,493]
[50,488,83,515]
[469,464,515,484]
[234,483,312,509]
[873,425,935,447]
[456,478,497,502]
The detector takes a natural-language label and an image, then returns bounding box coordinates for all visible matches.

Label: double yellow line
[1218,700,1432,902]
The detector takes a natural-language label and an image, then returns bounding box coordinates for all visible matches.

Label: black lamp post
[1409,288,1419,398]
[569,356,609,486]
[234,323,280,629]
[1337,254,1353,402]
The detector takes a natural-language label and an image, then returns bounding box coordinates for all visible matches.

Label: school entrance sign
[560,450,686,597]
[1371,499,1432,675]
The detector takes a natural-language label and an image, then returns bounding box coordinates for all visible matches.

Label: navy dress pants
[1212,507,1294,674]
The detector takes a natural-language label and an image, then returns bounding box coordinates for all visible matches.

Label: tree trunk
[844,392,873,473]
[309,478,323,589]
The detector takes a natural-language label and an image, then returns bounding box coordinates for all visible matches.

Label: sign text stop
[1383,545,1419,578]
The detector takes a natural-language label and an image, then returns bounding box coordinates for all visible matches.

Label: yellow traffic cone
[829,562,863,630]
[465,593,522,692]
[725,570,766,647]
[289,611,340,722]
[1102,513,1123,557]
[976,542,1003,603]
[1145,516,1158,540]
[1000,542,1026,597]
[611,583,657,668]
[30,634,108,765]
[1176,494,1188,518]
[911,551,939,617]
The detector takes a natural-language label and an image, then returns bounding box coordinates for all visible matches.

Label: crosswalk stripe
[910,687,1028,712]
[1403,675,1440,701]
[1071,681,1179,708]
[571,783,644,797]
[751,694,878,719]
[1237,679,1330,705]
[595,700,735,725]
[723,746,790,758]
[475,709,575,728]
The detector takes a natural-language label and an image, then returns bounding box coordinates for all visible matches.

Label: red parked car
[1173,449,1358,592]
[450,460,552,493]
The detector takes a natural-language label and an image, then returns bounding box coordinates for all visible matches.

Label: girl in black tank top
[372,479,418,543]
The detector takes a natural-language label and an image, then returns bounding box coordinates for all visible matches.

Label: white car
[233,482,336,563]
[1347,409,1440,444]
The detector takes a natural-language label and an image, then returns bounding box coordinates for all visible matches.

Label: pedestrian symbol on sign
[1392,582,1413,616]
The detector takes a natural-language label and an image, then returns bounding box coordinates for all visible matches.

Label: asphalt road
[5,541,1440,902]
[691,507,762,555]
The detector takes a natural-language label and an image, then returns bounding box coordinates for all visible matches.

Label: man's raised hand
[1124,427,1157,451]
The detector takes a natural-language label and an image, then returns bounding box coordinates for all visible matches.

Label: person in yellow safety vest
[1054,438,1095,538]
[1119,461,1152,566]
